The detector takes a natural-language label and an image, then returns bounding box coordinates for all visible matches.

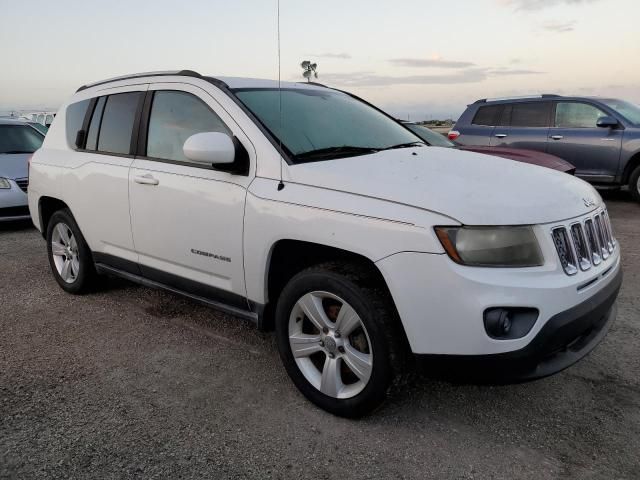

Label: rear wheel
[629,165,640,203]
[275,262,405,417]
[46,209,98,294]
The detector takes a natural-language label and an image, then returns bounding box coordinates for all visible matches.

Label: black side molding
[93,252,264,327]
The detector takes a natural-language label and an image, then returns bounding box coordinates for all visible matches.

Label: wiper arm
[293,145,380,162]
[380,142,425,151]
[1,150,33,154]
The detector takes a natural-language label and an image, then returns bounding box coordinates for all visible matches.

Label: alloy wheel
[288,291,373,399]
[51,222,80,283]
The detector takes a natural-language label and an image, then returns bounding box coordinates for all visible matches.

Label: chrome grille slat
[584,218,602,266]
[570,223,591,271]
[552,227,578,275]
[603,210,615,253]
[552,208,615,275]
[594,214,609,260]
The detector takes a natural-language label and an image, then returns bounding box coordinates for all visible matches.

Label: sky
[1,0,639,120]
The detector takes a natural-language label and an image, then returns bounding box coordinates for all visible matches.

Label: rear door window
[472,105,503,126]
[555,102,607,128]
[65,99,91,149]
[510,102,551,127]
[97,92,143,155]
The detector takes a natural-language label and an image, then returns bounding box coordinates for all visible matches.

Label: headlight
[0,178,11,189]
[435,226,543,267]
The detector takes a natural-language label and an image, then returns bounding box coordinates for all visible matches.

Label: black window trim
[73,91,146,159]
[135,89,249,175]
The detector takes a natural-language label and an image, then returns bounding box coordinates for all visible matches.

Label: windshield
[234,88,423,162]
[404,123,455,148]
[601,99,640,126]
[0,125,44,154]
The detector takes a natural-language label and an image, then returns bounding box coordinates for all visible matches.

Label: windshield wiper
[380,142,425,151]
[1,150,33,154]
[293,145,380,162]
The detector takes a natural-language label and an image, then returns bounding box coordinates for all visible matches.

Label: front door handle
[494,134,507,138]
[550,135,564,140]
[134,174,159,186]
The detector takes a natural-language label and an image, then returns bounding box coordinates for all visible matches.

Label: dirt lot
[1,192,639,479]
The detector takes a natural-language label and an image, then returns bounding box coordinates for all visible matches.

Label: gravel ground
[1,192,639,479]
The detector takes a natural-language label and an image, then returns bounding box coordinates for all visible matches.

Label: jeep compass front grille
[552,209,615,275]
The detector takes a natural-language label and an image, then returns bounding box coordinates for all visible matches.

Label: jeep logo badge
[583,197,596,207]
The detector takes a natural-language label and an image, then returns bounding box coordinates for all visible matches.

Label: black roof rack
[473,94,562,104]
[76,70,204,92]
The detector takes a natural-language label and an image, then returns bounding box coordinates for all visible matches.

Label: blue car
[0,119,44,221]
[450,95,640,201]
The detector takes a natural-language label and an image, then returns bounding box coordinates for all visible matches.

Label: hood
[0,153,30,179]
[457,146,576,173]
[288,147,600,225]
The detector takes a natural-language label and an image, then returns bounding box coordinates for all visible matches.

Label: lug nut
[338,346,345,353]
[322,327,329,334]
[319,340,324,347]
[334,331,341,338]
[327,353,335,359]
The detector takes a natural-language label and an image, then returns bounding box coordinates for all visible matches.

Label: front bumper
[0,180,29,222]
[415,266,621,381]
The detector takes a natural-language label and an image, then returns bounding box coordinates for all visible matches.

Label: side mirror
[183,132,235,165]
[596,116,619,128]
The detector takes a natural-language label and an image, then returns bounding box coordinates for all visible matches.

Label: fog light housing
[484,307,538,340]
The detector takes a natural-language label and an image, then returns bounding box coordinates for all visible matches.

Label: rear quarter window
[471,105,503,126]
[65,99,91,149]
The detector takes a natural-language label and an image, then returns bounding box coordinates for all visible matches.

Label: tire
[629,165,640,203]
[46,209,98,294]
[275,261,406,417]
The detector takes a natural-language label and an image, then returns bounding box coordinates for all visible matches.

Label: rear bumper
[415,267,622,382]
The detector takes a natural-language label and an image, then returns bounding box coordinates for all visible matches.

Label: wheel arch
[622,151,640,185]
[262,239,408,344]
[38,196,70,238]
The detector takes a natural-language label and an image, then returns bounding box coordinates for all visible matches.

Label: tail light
[448,130,460,141]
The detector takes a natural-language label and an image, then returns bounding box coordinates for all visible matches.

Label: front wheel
[629,165,640,203]
[275,262,406,417]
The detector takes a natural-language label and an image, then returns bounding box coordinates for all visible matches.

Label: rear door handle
[550,135,564,140]
[494,134,507,138]
[134,174,159,186]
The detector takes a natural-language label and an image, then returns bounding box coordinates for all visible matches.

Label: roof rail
[474,94,561,104]
[297,81,329,88]
[76,70,203,92]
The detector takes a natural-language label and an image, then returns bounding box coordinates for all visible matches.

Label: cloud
[321,67,545,87]
[498,0,599,11]
[541,20,576,32]
[389,58,475,69]
[305,53,351,59]
[488,68,546,75]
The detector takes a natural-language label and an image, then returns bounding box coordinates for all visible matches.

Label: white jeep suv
[28,71,622,417]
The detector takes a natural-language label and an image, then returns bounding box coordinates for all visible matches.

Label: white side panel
[29,84,148,263]
[129,159,247,294]
[128,82,257,297]
[244,178,453,304]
